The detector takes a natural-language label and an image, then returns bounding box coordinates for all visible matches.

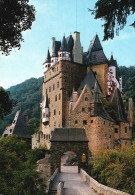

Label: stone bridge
[37,128,129,195]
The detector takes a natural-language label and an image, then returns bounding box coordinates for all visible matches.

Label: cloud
[103,32,135,45]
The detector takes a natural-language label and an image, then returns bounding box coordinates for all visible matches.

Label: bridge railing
[80,169,130,195]
[56,182,64,195]
[48,168,59,194]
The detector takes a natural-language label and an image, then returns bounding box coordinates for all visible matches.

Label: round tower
[43,49,51,73]
[58,35,70,61]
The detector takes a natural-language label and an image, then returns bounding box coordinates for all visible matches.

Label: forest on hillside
[0,66,135,136]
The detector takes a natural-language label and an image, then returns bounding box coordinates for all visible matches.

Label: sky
[0,0,135,89]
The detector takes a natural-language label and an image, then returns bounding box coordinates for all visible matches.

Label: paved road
[51,166,97,195]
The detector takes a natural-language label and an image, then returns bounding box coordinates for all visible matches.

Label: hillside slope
[0,77,43,135]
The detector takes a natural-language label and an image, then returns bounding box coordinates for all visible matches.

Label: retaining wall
[80,169,130,195]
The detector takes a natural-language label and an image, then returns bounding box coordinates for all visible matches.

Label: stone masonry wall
[50,141,88,174]
[92,63,108,96]
[68,85,115,154]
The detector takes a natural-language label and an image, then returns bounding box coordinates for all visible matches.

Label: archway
[50,128,89,174]
[60,151,78,173]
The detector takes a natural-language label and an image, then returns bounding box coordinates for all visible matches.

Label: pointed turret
[93,80,101,103]
[45,49,51,63]
[87,34,107,65]
[42,94,49,125]
[90,80,114,121]
[58,34,71,61]
[43,49,51,73]
[51,37,61,66]
[60,35,68,51]
[108,54,122,94]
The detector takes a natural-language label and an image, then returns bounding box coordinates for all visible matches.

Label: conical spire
[88,34,103,53]
[93,80,101,103]
[44,93,49,108]
[45,49,51,63]
[60,35,68,51]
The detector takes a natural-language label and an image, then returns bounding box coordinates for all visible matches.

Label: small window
[83,120,87,125]
[49,86,51,92]
[85,97,88,101]
[10,129,12,133]
[44,135,45,139]
[125,127,127,133]
[55,95,57,101]
[57,82,59,88]
[59,93,61,100]
[115,128,118,133]
[53,84,55,90]
[59,111,60,115]
[54,109,56,115]
[62,53,65,57]
[75,120,78,124]
[82,108,85,112]
[110,135,111,138]
[48,98,50,104]
[46,89,47,94]
[91,120,93,123]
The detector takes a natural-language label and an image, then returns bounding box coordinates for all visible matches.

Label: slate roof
[2,110,31,139]
[60,35,68,51]
[78,69,103,94]
[50,128,89,142]
[44,94,49,108]
[91,81,114,122]
[112,89,127,122]
[66,35,74,51]
[87,35,108,65]
[44,49,51,63]
[52,41,61,57]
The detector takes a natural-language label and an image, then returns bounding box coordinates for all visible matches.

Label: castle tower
[42,93,49,125]
[108,54,122,95]
[43,49,51,73]
[51,37,61,66]
[58,35,70,61]
[73,31,83,64]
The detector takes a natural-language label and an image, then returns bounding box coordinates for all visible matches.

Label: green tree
[89,0,135,40]
[29,117,40,135]
[0,135,45,195]
[91,144,135,194]
[0,0,35,55]
[0,87,14,120]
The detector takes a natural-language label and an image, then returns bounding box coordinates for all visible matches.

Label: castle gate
[50,128,89,174]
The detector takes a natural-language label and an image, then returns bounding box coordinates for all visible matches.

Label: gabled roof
[44,49,51,63]
[112,89,127,122]
[78,69,103,94]
[87,34,108,65]
[2,110,31,139]
[60,35,68,51]
[50,128,89,142]
[52,41,61,57]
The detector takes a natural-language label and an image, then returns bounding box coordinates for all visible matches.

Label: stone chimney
[73,31,83,64]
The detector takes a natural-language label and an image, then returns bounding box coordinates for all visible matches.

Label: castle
[32,32,133,153]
